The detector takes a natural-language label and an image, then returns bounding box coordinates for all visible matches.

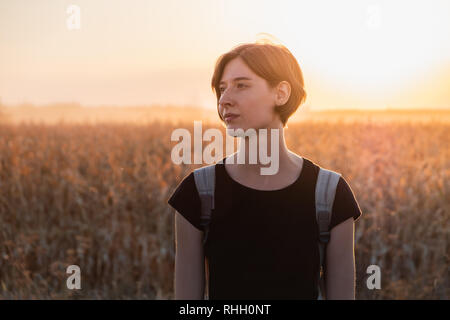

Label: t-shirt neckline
[217,156,309,193]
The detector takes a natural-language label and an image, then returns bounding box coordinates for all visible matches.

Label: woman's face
[218,57,281,133]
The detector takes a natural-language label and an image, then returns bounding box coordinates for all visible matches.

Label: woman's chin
[226,125,244,136]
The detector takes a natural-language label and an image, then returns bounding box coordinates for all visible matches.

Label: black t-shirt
[167,156,362,300]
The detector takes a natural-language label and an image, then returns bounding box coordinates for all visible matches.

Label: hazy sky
[1,0,449,110]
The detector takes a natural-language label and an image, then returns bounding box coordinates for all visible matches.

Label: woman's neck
[227,124,295,177]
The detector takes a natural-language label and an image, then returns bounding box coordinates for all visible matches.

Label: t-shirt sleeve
[329,176,362,230]
[167,172,203,232]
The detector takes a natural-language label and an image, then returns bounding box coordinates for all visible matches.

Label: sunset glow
[0,0,449,110]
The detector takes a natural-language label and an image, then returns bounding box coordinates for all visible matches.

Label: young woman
[167,42,362,300]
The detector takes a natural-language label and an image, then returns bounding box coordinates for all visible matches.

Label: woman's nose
[219,90,233,108]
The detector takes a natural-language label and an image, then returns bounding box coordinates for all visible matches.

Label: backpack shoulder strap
[193,164,216,245]
[315,166,341,300]
[193,164,216,300]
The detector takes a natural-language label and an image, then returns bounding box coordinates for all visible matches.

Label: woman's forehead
[221,58,254,79]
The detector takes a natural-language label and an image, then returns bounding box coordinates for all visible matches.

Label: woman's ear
[275,81,291,106]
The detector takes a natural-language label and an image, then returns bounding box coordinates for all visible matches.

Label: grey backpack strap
[193,164,216,301]
[315,167,341,300]
[193,164,216,245]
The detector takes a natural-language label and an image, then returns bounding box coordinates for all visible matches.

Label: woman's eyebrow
[219,77,252,85]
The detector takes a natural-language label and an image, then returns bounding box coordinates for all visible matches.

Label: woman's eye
[219,84,246,93]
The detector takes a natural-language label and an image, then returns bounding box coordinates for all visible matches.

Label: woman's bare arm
[325,217,356,299]
[174,211,205,299]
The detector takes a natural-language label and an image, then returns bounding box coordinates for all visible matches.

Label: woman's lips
[224,114,239,122]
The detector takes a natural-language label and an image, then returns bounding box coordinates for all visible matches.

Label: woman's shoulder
[167,170,204,231]
[296,156,362,227]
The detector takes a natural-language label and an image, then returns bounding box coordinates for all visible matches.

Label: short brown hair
[211,42,307,127]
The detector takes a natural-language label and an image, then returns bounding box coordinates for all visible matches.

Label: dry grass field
[0,105,448,299]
